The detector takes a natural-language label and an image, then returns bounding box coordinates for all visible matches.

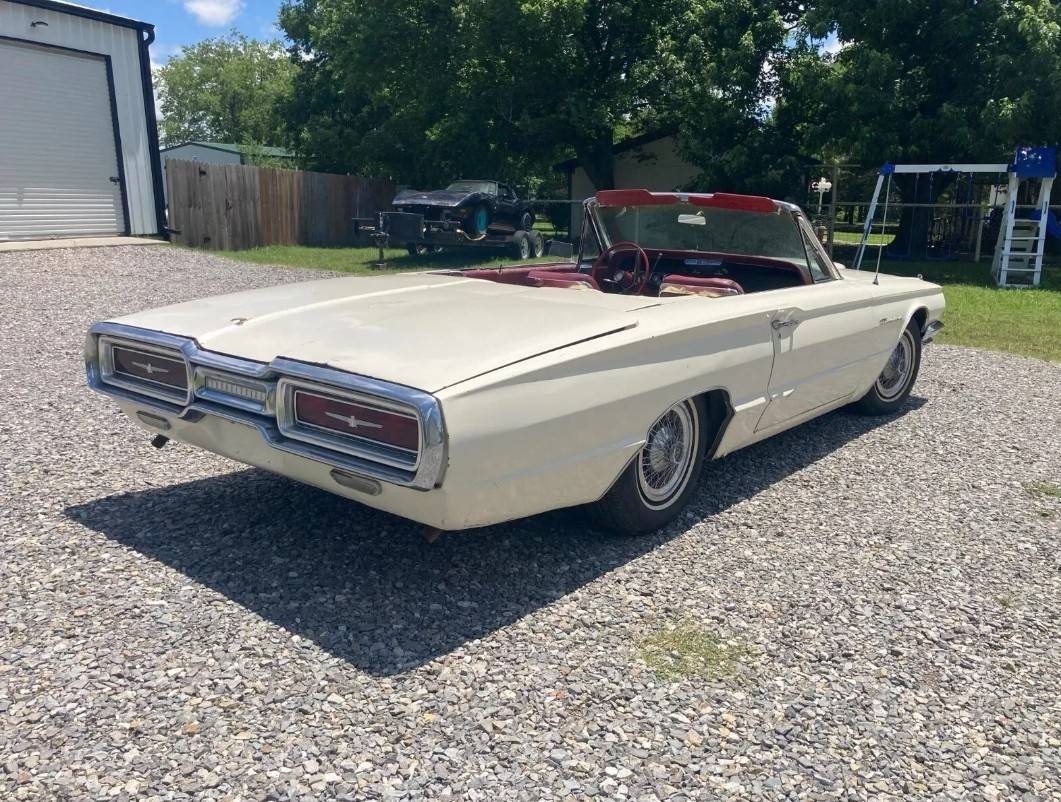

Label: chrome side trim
[922,320,944,344]
[85,321,448,490]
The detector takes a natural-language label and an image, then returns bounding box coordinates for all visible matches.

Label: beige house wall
[567,136,700,236]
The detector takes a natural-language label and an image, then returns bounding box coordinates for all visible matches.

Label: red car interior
[456,191,810,298]
[459,250,807,297]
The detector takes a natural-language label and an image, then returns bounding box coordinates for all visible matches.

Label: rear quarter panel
[431,292,782,525]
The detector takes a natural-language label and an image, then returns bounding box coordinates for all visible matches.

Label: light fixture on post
[811,176,833,216]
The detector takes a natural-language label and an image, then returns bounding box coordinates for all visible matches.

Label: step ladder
[992,164,1055,288]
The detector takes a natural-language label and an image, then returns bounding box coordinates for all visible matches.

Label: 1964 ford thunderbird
[86,190,944,534]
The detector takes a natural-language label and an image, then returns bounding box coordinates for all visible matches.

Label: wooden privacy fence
[166,160,395,250]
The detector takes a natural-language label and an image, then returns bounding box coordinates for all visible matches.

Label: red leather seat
[659,274,743,297]
[526,270,601,290]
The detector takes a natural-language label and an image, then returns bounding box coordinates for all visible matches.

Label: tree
[780,0,1061,254]
[278,0,797,191]
[665,1,808,198]
[155,32,296,148]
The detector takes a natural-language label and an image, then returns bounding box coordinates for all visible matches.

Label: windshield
[595,202,810,269]
[446,181,496,195]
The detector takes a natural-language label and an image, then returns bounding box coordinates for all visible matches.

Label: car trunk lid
[114,273,645,392]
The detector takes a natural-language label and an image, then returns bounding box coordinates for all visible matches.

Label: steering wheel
[591,241,651,294]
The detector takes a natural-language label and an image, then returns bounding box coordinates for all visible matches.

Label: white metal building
[0,0,165,240]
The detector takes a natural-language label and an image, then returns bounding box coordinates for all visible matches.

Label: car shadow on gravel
[65,399,925,676]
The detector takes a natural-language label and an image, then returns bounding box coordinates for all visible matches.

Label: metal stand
[370,212,389,270]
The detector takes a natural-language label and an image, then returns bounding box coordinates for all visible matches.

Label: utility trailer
[354,211,558,265]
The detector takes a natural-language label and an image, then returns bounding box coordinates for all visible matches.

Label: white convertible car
[86,190,944,534]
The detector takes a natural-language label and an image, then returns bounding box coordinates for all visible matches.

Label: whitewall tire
[587,397,706,535]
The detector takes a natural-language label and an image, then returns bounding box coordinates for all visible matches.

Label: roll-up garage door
[0,40,126,240]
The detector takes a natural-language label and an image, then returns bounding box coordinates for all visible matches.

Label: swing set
[853,147,1057,287]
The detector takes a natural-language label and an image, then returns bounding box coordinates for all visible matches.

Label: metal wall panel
[0,0,158,236]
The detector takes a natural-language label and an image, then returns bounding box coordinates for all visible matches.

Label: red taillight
[111,345,188,390]
[294,390,420,452]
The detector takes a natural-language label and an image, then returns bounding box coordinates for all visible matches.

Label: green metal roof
[161,142,295,159]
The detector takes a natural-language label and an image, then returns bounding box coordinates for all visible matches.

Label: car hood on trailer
[392,189,476,207]
[112,272,646,393]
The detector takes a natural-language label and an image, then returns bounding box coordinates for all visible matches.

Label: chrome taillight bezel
[85,322,448,490]
[96,335,192,405]
[276,377,422,472]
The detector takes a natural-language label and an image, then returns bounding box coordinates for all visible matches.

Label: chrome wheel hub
[876,330,915,399]
[638,403,696,506]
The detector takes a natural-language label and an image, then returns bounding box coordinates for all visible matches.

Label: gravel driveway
[2,245,1060,801]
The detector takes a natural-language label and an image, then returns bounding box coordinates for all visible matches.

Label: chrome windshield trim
[85,321,448,490]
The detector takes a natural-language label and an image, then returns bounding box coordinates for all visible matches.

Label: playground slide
[1029,209,1061,239]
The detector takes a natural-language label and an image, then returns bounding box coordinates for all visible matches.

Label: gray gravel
[2,244,1060,801]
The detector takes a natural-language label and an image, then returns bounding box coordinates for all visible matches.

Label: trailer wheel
[406,243,443,257]
[510,230,531,260]
[527,230,545,258]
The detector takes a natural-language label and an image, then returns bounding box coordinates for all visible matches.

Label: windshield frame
[446,180,497,195]
[592,199,816,270]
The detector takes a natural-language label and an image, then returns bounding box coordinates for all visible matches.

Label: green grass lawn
[218,243,1061,363]
[222,244,555,274]
[832,230,894,246]
[840,252,1061,362]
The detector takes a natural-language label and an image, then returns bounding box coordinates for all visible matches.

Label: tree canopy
[278,0,798,192]
[154,32,296,149]
[782,0,1061,167]
[158,1,1061,200]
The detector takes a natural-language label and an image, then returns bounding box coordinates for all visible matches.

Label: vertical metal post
[372,211,389,270]
[1031,176,1054,287]
[974,209,985,263]
[873,173,893,285]
[854,172,886,270]
[996,172,1020,286]
[826,164,839,257]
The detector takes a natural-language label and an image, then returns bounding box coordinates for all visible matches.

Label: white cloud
[820,33,846,56]
[183,0,244,26]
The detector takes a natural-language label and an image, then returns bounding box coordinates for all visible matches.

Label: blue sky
[93,0,286,64]
[91,1,844,67]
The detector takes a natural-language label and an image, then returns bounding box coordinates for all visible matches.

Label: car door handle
[771,319,800,331]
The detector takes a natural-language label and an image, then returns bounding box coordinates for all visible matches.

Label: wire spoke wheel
[876,328,915,400]
[637,402,698,509]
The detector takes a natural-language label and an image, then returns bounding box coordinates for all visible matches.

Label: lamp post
[811,176,833,215]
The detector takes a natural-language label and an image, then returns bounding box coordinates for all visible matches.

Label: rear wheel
[852,318,922,415]
[527,230,545,258]
[519,210,535,231]
[587,397,706,535]
[510,230,531,260]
